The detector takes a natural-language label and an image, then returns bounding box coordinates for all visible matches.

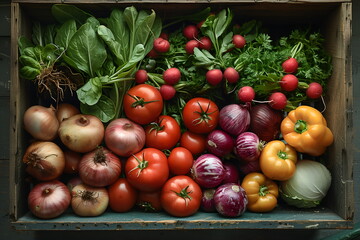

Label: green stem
[294,119,307,134]
[259,185,269,197]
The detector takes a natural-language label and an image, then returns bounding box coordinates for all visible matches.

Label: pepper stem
[294,119,307,134]
[259,185,269,196]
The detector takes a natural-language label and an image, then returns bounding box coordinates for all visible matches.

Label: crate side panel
[322,3,353,220]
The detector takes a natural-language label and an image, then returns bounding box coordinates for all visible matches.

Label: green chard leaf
[63,20,107,77]
[76,76,106,105]
[51,4,93,25]
[55,19,77,49]
[80,95,116,123]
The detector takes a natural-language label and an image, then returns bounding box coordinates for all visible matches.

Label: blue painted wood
[11,207,352,231]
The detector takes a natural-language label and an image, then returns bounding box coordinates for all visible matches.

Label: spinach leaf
[76,76,106,105]
[80,95,116,123]
[63,20,107,77]
[51,4,93,25]
[55,20,77,49]
[97,25,124,66]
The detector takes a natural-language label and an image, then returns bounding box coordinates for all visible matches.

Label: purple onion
[206,130,234,157]
[201,188,216,212]
[191,154,225,188]
[222,162,240,184]
[238,159,261,177]
[214,183,248,217]
[234,132,264,162]
[219,104,250,136]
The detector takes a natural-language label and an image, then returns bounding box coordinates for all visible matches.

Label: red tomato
[180,131,207,156]
[168,147,194,175]
[161,175,202,217]
[108,178,138,212]
[182,97,219,134]
[125,148,169,192]
[137,190,162,212]
[145,115,181,150]
[123,84,163,125]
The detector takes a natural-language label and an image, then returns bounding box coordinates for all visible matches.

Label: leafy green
[51,4,93,25]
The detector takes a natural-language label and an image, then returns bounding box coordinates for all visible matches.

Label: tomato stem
[277,150,288,160]
[127,93,159,108]
[172,185,193,206]
[192,100,217,127]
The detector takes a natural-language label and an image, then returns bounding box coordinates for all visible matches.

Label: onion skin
[234,132,263,162]
[58,114,104,153]
[71,184,109,217]
[222,162,240,184]
[56,103,80,122]
[238,159,261,177]
[214,183,248,217]
[23,105,59,141]
[79,147,121,187]
[206,130,234,157]
[104,118,145,157]
[23,141,65,181]
[250,104,283,142]
[201,188,216,212]
[28,180,71,219]
[191,154,225,188]
[219,104,250,136]
[63,150,82,174]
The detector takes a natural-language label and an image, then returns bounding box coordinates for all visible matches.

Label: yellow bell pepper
[260,140,297,181]
[280,105,334,156]
[241,172,279,213]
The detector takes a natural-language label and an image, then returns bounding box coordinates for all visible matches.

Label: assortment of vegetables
[19,4,335,219]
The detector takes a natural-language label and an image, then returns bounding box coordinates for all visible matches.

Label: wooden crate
[9,0,353,230]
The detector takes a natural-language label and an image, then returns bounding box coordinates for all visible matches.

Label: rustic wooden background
[1,1,359,239]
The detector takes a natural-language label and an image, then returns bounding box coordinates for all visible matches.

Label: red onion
[234,132,264,162]
[67,176,83,191]
[22,141,65,181]
[79,147,121,187]
[63,150,82,174]
[238,159,261,177]
[213,183,248,217]
[206,130,234,157]
[104,118,145,157]
[201,188,216,212]
[222,162,240,184]
[28,180,71,219]
[191,154,225,188]
[23,105,59,141]
[71,184,109,217]
[219,104,250,136]
[250,104,283,142]
[58,114,104,153]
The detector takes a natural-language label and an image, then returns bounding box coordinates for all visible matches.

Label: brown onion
[71,184,109,217]
[23,141,65,181]
[79,147,121,187]
[104,118,145,157]
[58,114,104,153]
[250,104,283,142]
[28,180,71,219]
[56,103,80,122]
[23,105,59,141]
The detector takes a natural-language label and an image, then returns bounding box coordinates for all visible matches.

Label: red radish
[268,92,287,110]
[160,32,169,40]
[224,67,239,84]
[163,68,181,85]
[237,86,255,102]
[199,36,212,50]
[153,37,170,53]
[183,25,199,39]
[282,57,298,73]
[206,69,223,86]
[232,34,246,49]
[280,74,298,92]
[160,85,176,100]
[185,40,200,54]
[147,49,159,58]
[306,82,323,99]
[135,69,148,84]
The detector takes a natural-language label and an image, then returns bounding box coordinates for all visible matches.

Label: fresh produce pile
[19,5,334,219]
